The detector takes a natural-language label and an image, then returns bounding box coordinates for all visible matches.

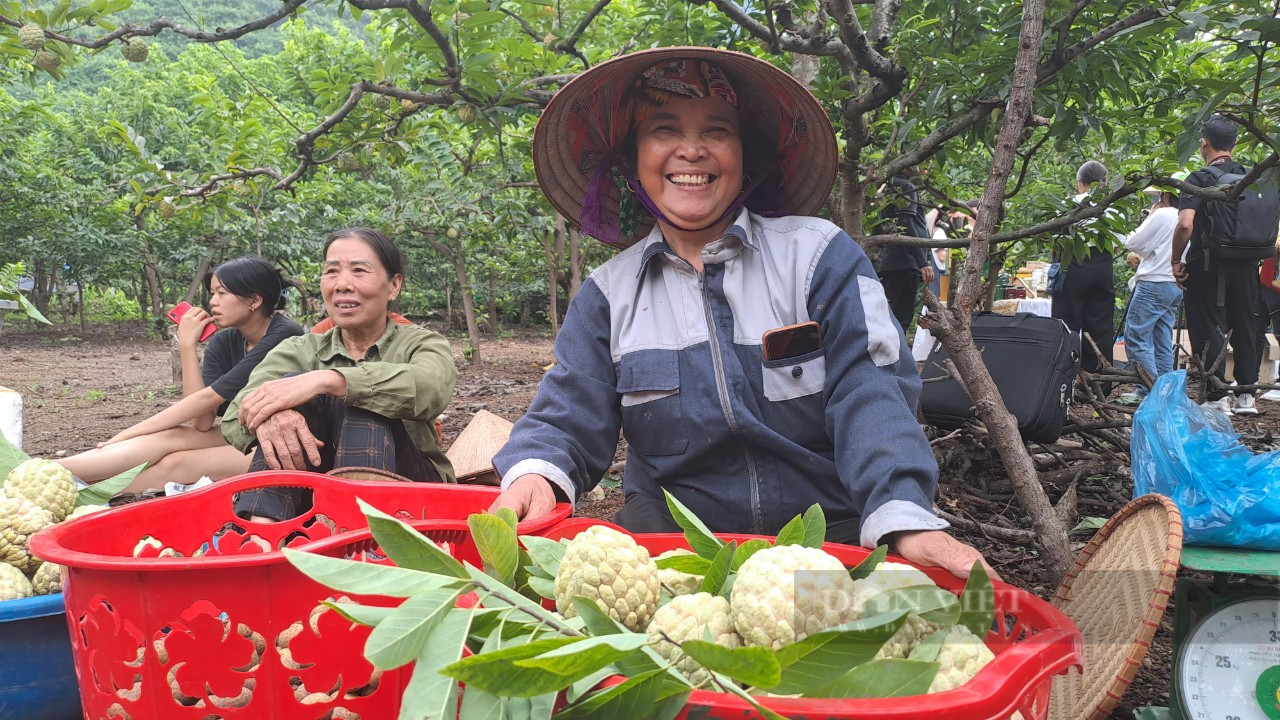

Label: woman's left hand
[888,529,1001,581]
[239,371,339,431]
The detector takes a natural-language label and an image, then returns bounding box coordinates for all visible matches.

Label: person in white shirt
[1122,190,1182,398]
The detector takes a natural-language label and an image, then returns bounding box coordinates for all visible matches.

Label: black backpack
[1197,164,1280,262]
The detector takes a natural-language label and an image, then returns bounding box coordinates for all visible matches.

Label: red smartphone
[762,321,823,361]
[166,301,218,342]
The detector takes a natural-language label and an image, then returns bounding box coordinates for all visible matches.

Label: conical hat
[446,410,514,482]
[533,46,837,249]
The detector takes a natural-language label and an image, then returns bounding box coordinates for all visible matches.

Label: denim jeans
[1124,280,1183,391]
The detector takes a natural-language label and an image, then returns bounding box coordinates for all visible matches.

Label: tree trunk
[546,218,567,335]
[487,268,500,336]
[77,280,86,334]
[458,254,482,363]
[919,0,1073,584]
[424,228,482,364]
[568,223,584,304]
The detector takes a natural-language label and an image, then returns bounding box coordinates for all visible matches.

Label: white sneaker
[1233,393,1258,416]
[1259,389,1280,402]
[1200,397,1233,414]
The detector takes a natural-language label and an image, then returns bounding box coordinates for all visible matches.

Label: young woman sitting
[58,257,304,492]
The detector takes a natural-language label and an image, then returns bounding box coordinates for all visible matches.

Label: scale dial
[1176,596,1280,720]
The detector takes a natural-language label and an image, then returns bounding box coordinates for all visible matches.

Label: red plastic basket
[29,471,570,720]
[541,519,1083,720]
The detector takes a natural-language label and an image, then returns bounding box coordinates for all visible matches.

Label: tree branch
[554,0,613,67]
[348,0,462,89]
[0,0,308,47]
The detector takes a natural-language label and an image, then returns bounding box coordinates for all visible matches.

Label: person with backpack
[1171,114,1280,415]
[1253,236,1280,401]
[876,170,934,332]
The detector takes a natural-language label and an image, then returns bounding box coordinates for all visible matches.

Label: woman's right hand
[489,474,558,520]
[254,408,324,470]
[177,306,213,346]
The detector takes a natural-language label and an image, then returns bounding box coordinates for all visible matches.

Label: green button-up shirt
[221,320,458,482]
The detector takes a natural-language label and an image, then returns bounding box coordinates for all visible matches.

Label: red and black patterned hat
[533,46,838,249]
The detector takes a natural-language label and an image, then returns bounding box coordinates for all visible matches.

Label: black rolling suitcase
[919,312,1081,443]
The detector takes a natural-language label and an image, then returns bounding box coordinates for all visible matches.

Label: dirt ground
[4,319,1277,718]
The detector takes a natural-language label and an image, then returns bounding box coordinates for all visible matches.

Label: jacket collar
[315,318,400,362]
[636,208,758,277]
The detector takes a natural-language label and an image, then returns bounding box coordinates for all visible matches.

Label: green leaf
[679,640,781,687]
[655,553,712,574]
[527,575,555,599]
[17,295,50,325]
[470,512,519,586]
[957,561,996,640]
[442,636,582,696]
[570,598,669,678]
[322,600,394,627]
[398,610,471,720]
[554,667,691,720]
[0,431,31,483]
[283,548,470,598]
[848,545,888,580]
[357,498,468,578]
[767,611,909,694]
[516,633,649,679]
[863,586,961,627]
[365,585,465,669]
[800,504,827,548]
[907,627,947,662]
[466,566,575,630]
[494,507,518,531]
[1072,516,1107,531]
[663,489,724,558]
[703,674,790,720]
[731,539,772,570]
[773,513,806,546]
[817,658,940,698]
[520,534,565,578]
[75,463,144,506]
[698,540,736,596]
[458,686,555,720]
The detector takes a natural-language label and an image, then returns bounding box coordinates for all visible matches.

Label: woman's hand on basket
[489,474,558,520]
[240,371,344,431]
[888,529,1001,581]
[254,409,324,470]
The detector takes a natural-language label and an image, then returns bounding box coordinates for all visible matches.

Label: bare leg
[59,426,228,483]
[125,444,252,493]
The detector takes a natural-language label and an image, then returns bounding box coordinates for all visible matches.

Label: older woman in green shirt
[223,227,458,519]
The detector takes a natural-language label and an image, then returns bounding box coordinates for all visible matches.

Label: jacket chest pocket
[617,352,688,457]
[762,350,826,402]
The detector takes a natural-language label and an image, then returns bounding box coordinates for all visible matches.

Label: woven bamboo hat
[533,46,838,249]
[1047,494,1183,720]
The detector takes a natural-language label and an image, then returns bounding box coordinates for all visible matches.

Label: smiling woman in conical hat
[497,46,995,581]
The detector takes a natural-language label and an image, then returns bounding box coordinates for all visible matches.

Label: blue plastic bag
[1132,370,1280,550]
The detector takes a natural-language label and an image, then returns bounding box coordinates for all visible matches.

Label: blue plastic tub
[0,593,82,720]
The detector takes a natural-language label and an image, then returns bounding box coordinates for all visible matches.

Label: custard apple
[33,49,61,72]
[156,199,177,218]
[18,24,45,51]
[6,458,78,522]
[32,561,63,595]
[371,93,391,110]
[0,496,55,572]
[68,504,108,520]
[554,525,661,632]
[121,37,148,62]
[656,549,704,597]
[851,562,941,659]
[730,544,857,649]
[925,625,995,693]
[0,561,34,600]
[647,592,741,687]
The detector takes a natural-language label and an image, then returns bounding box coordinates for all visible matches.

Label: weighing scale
[1135,546,1280,720]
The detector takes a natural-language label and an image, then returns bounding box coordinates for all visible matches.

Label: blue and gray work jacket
[493,209,947,548]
